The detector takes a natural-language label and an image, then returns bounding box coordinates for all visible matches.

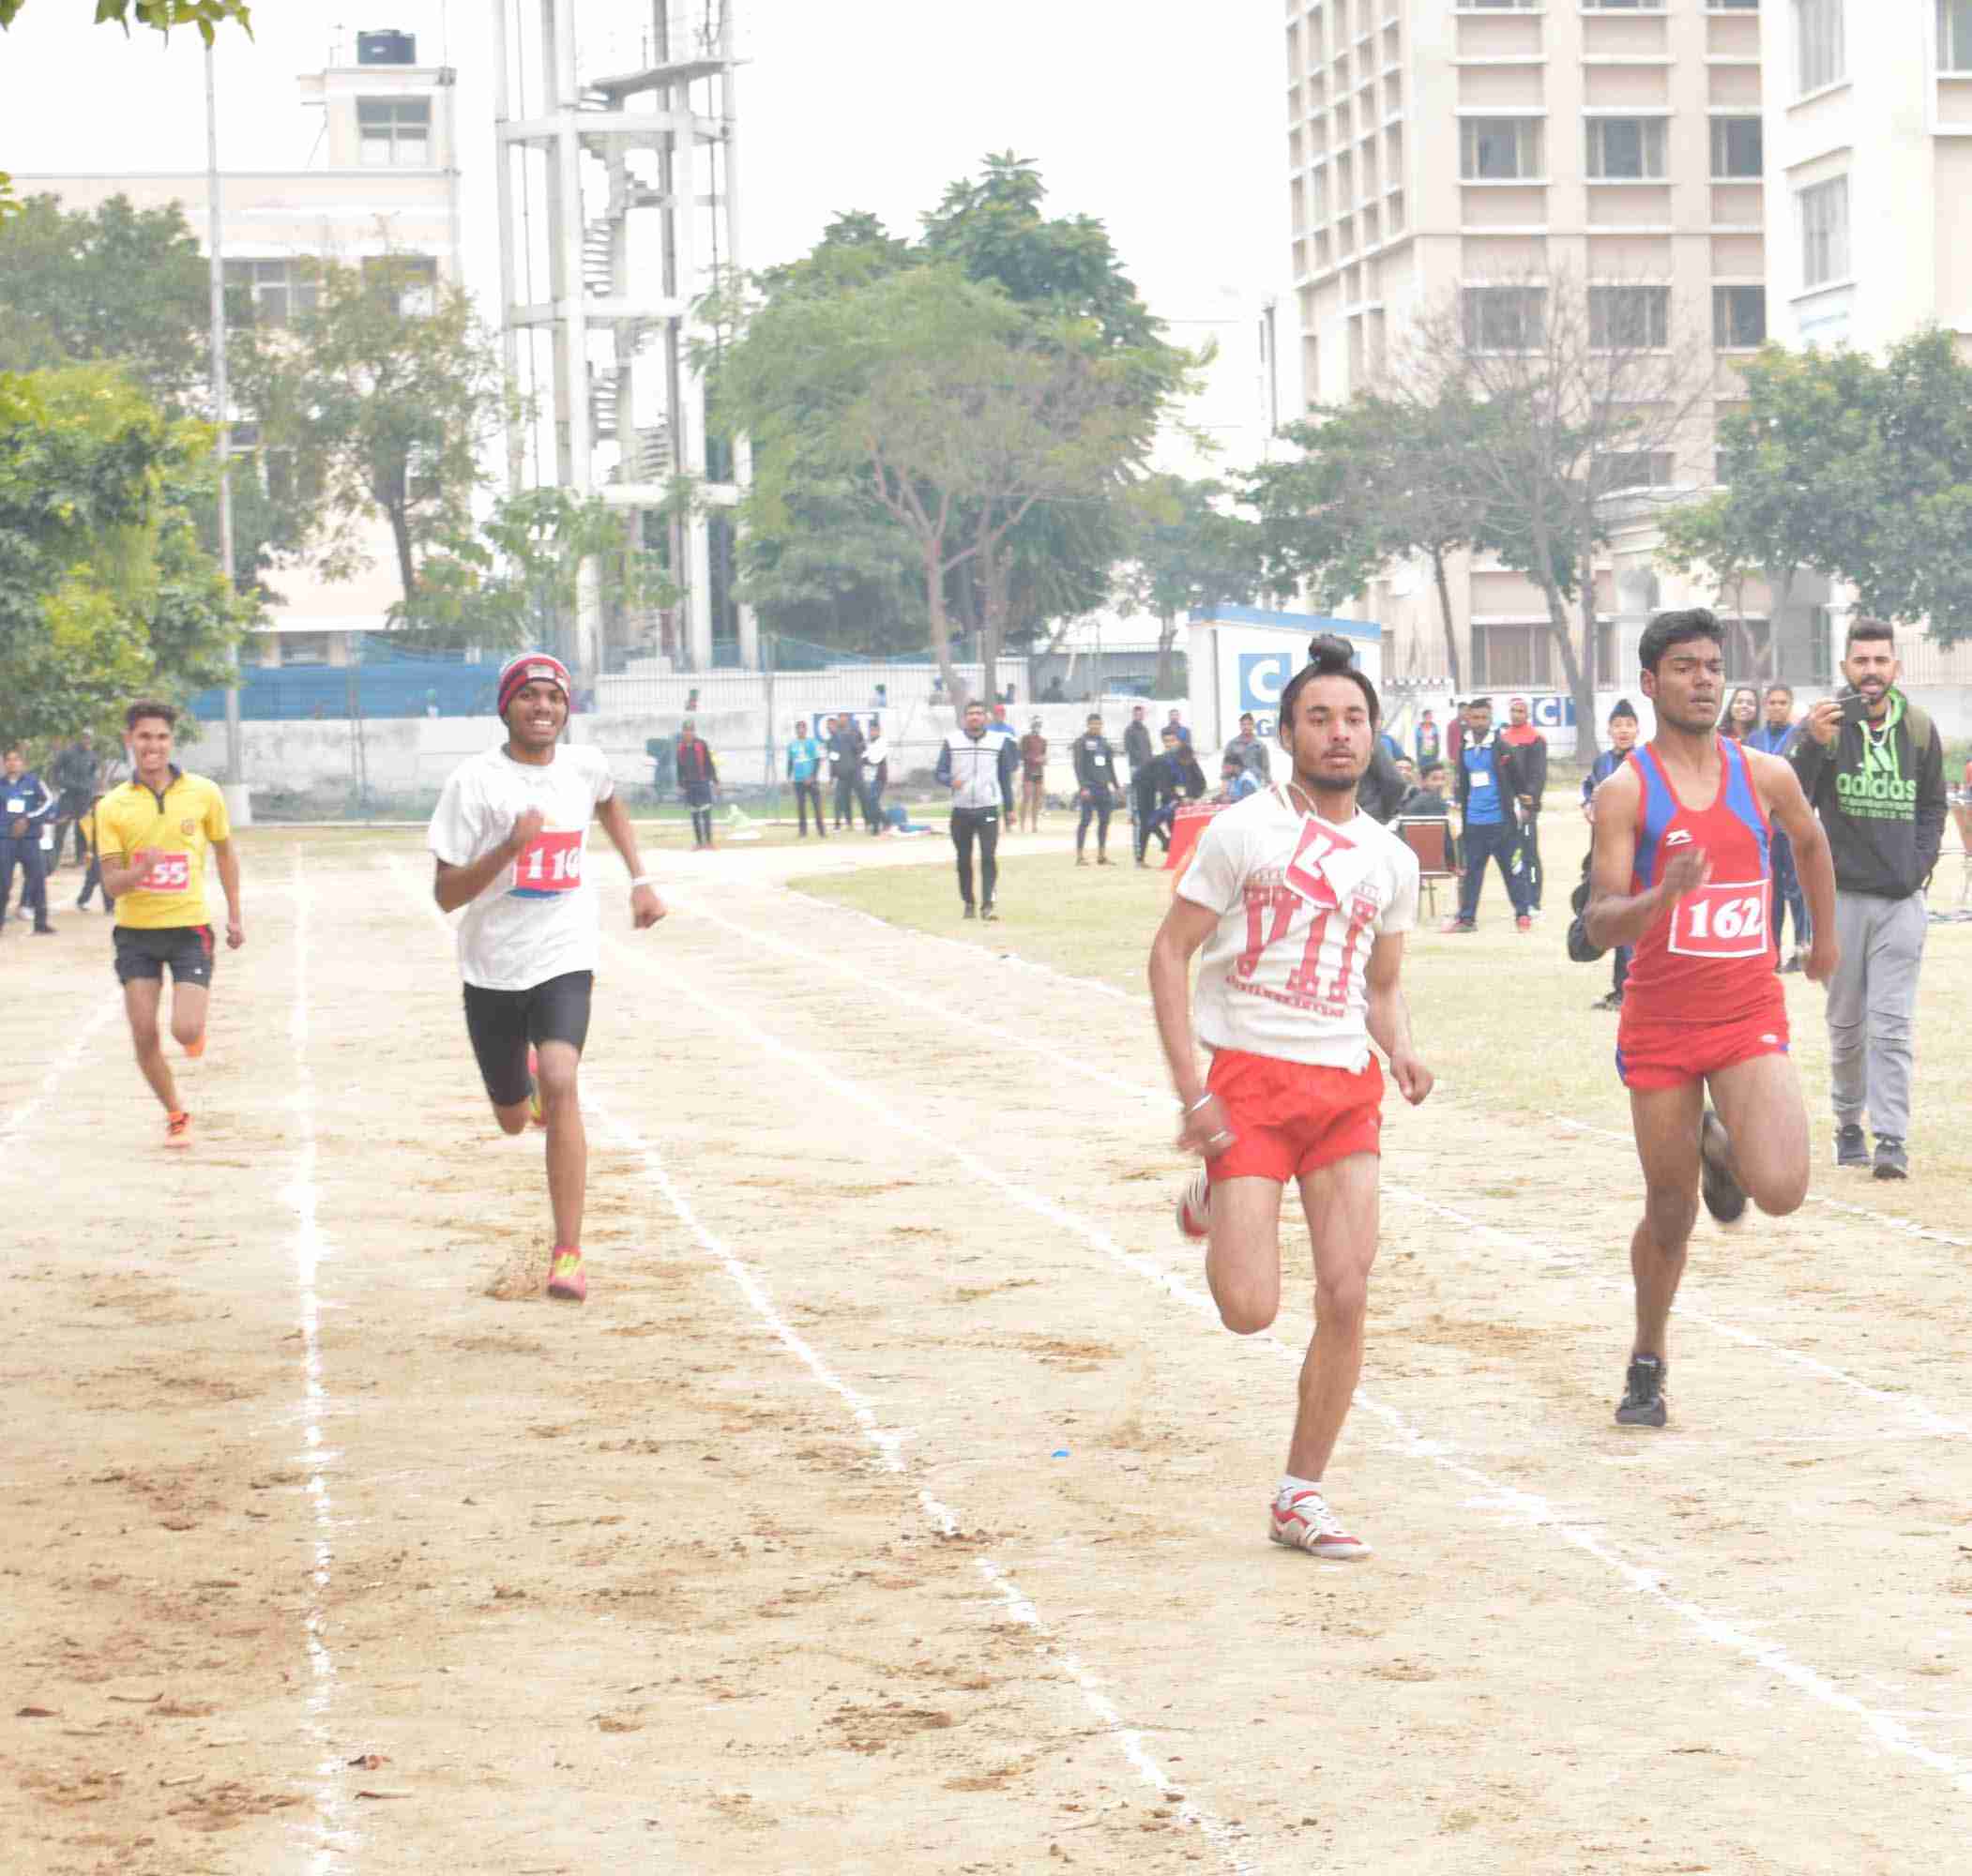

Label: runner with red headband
[429,652,667,1303]
[1585,610,1837,1428]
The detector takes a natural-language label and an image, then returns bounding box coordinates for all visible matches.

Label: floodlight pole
[205,39,243,787]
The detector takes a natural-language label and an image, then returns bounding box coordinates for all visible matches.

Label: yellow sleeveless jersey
[97,769,231,930]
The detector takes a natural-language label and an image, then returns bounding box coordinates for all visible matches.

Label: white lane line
[787,885,1972,1253]
[0,991,120,1152]
[724,888,1968,1438]
[372,855,1253,1870]
[609,922,1972,1802]
[288,847,352,1871]
[592,1098,1257,1876]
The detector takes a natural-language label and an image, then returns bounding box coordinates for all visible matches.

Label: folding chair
[1396,817,1455,918]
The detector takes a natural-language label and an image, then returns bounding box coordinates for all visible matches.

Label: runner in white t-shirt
[1147,636,1434,1561]
[428,652,666,1304]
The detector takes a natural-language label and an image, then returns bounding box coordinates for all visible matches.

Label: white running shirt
[427,743,616,991]
[1176,786,1419,1071]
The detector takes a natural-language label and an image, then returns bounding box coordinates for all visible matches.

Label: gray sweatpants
[1826,889,1928,1143]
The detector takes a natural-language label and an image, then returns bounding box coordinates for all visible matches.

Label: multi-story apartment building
[19,32,463,673]
[1283,0,1776,690]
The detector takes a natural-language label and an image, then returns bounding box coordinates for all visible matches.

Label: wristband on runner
[629,873,656,888]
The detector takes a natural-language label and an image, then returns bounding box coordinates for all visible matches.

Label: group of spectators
[1,728,119,935]
[783,713,898,839]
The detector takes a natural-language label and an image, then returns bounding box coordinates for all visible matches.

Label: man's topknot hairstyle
[1278,632,1381,733]
[1638,607,1723,674]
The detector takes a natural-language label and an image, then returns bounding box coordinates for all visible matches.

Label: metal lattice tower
[490,1,752,675]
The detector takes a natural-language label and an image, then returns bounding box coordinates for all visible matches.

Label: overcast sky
[0,1,1297,465]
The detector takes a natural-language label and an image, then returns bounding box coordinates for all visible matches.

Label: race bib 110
[1668,878,1768,959]
[510,828,584,897]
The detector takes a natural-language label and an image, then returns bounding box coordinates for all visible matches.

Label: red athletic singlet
[1619,737,1783,1028]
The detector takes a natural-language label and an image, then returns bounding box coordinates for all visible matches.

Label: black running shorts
[114,923,216,988]
[462,969,594,1108]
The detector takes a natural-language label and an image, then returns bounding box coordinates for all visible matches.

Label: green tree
[234,256,507,614]
[0,367,245,747]
[1115,475,1264,693]
[0,193,211,405]
[1662,328,1972,645]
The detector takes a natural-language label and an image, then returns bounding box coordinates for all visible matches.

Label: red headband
[497,653,572,719]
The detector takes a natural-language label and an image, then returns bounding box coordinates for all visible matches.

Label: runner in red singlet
[1585,610,1838,1428]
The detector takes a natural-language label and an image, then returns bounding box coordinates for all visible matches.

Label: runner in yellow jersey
[95,701,245,1146]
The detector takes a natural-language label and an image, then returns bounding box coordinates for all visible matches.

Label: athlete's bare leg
[1706,1051,1810,1216]
[1285,1152,1380,1481]
[123,979,182,1113]
[535,1039,585,1248]
[1627,1081,1705,1359]
[168,982,208,1052]
[1205,1174,1287,1332]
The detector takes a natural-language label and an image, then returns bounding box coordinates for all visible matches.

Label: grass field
[796,802,1972,1229]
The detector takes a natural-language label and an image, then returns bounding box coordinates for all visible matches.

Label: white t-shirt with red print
[1177,785,1419,1072]
[428,743,615,991]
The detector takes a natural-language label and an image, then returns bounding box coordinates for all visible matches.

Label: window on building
[222,257,318,326]
[1712,0,1760,9]
[1793,0,1845,94]
[1600,450,1676,492]
[1584,0,1666,9]
[1712,283,1767,347]
[1472,625,1554,689]
[1589,285,1671,350]
[279,632,332,667]
[1943,0,1972,70]
[1465,0,1538,9]
[1808,605,1835,684]
[361,253,439,315]
[357,97,432,167]
[1798,176,1850,287]
[1709,116,1764,178]
[1462,285,1546,351]
[1586,117,1667,179]
[1460,118,1543,180]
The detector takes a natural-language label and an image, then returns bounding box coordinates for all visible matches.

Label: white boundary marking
[592,1098,1257,1875]
[609,915,1972,1800]
[0,991,120,1154]
[287,847,352,1869]
[374,855,1251,1868]
[785,884,1971,1251]
[713,890,1968,1436]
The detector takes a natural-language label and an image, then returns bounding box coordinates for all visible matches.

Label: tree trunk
[1428,547,1462,690]
[1155,611,1179,696]
[1530,505,1599,761]
[925,547,965,715]
[1578,522,1600,699]
[978,534,1011,707]
[387,502,417,619]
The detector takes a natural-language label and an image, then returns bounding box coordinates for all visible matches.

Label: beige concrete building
[1283,0,1777,691]
[19,34,463,672]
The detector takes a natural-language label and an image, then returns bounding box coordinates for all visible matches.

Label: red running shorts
[1616,1006,1790,1091]
[1204,1048,1385,1186]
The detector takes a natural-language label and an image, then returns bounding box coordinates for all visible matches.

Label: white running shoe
[1269,1488,1372,1561]
[1176,1167,1210,1241]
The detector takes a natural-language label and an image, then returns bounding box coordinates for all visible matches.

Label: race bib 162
[1668,878,1768,959]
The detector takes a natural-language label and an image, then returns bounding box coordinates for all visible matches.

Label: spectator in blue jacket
[2,746,56,934]
[786,719,826,839]
[1746,684,1809,971]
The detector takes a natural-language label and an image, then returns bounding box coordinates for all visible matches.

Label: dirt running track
[4,827,1971,1874]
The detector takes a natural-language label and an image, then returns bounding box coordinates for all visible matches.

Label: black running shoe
[1699,1109,1747,1224]
[1834,1123,1868,1168]
[1873,1137,1909,1181]
[1616,1354,1667,1428]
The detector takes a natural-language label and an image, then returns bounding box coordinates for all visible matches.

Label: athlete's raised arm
[594,790,666,930]
[1584,763,1708,951]
[1363,933,1432,1106]
[1748,748,1838,984]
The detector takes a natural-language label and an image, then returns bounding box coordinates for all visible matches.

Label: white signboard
[1188,609,1383,750]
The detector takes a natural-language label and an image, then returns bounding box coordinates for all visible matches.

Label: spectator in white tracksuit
[934,700,1020,921]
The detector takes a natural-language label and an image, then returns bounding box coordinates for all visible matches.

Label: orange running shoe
[164,1111,191,1148]
[184,1034,205,1060]
[546,1247,586,1303]
[527,1047,546,1128]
